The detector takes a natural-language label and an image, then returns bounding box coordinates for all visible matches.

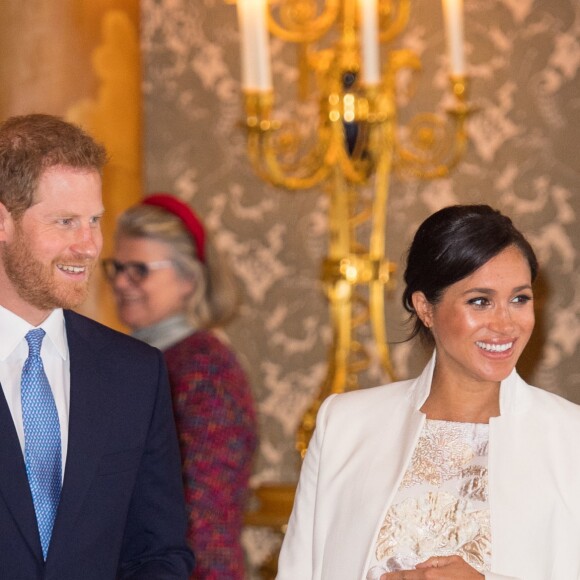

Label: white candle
[237,0,272,91]
[359,0,381,85]
[442,0,465,76]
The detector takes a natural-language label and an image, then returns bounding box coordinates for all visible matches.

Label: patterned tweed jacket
[164,331,258,580]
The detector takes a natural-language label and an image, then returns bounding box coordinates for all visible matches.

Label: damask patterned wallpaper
[141,0,580,572]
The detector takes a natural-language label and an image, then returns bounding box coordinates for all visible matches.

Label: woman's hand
[380,555,484,579]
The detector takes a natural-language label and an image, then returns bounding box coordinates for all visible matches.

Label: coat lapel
[0,387,43,559]
[356,406,426,577]
[329,397,426,579]
[48,311,114,562]
[321,357,435,580]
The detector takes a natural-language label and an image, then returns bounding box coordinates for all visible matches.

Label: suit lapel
[48,311,114,561]
[0,385,43,559]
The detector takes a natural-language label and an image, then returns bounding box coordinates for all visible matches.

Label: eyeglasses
[101,259,174,284]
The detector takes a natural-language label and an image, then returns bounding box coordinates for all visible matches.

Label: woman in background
[277,204,580,580]
[103,193,258,579]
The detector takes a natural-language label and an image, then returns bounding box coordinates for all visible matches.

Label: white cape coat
[278,353,580,580]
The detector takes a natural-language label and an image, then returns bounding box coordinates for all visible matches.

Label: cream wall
[0,0,142,330]
[140,0,580,572]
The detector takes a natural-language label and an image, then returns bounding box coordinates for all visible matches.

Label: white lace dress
[366,419,491,579]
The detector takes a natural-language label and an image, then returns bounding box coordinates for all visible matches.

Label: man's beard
[2,226,95,311]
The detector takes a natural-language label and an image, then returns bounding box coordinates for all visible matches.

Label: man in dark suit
[0,114,195,578]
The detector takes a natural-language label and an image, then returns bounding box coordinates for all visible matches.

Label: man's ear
[0,202,14,241]
[411,291,434,329]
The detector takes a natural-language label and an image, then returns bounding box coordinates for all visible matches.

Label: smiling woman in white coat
[277,205,580,580]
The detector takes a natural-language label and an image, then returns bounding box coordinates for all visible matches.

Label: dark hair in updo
[402,204,538,342]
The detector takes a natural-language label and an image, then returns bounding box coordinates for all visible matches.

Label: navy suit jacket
[0,310,194,579]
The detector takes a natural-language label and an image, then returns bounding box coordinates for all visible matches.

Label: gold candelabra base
[245,483,297,579]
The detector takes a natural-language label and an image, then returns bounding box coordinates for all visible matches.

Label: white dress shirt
[0,306,70,479]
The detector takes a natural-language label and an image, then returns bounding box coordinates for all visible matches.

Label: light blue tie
[21,328,62,560]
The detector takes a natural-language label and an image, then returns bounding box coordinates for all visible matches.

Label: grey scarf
[131,315,196,351]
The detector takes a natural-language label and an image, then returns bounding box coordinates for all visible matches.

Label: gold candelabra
[237,1,472,576]
[238,0,471,458]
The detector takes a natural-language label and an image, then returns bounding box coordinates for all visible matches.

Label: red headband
[142,193,206,263]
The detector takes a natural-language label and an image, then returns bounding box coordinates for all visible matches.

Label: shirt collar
[0,306,68,361]
[42,309,68,360]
